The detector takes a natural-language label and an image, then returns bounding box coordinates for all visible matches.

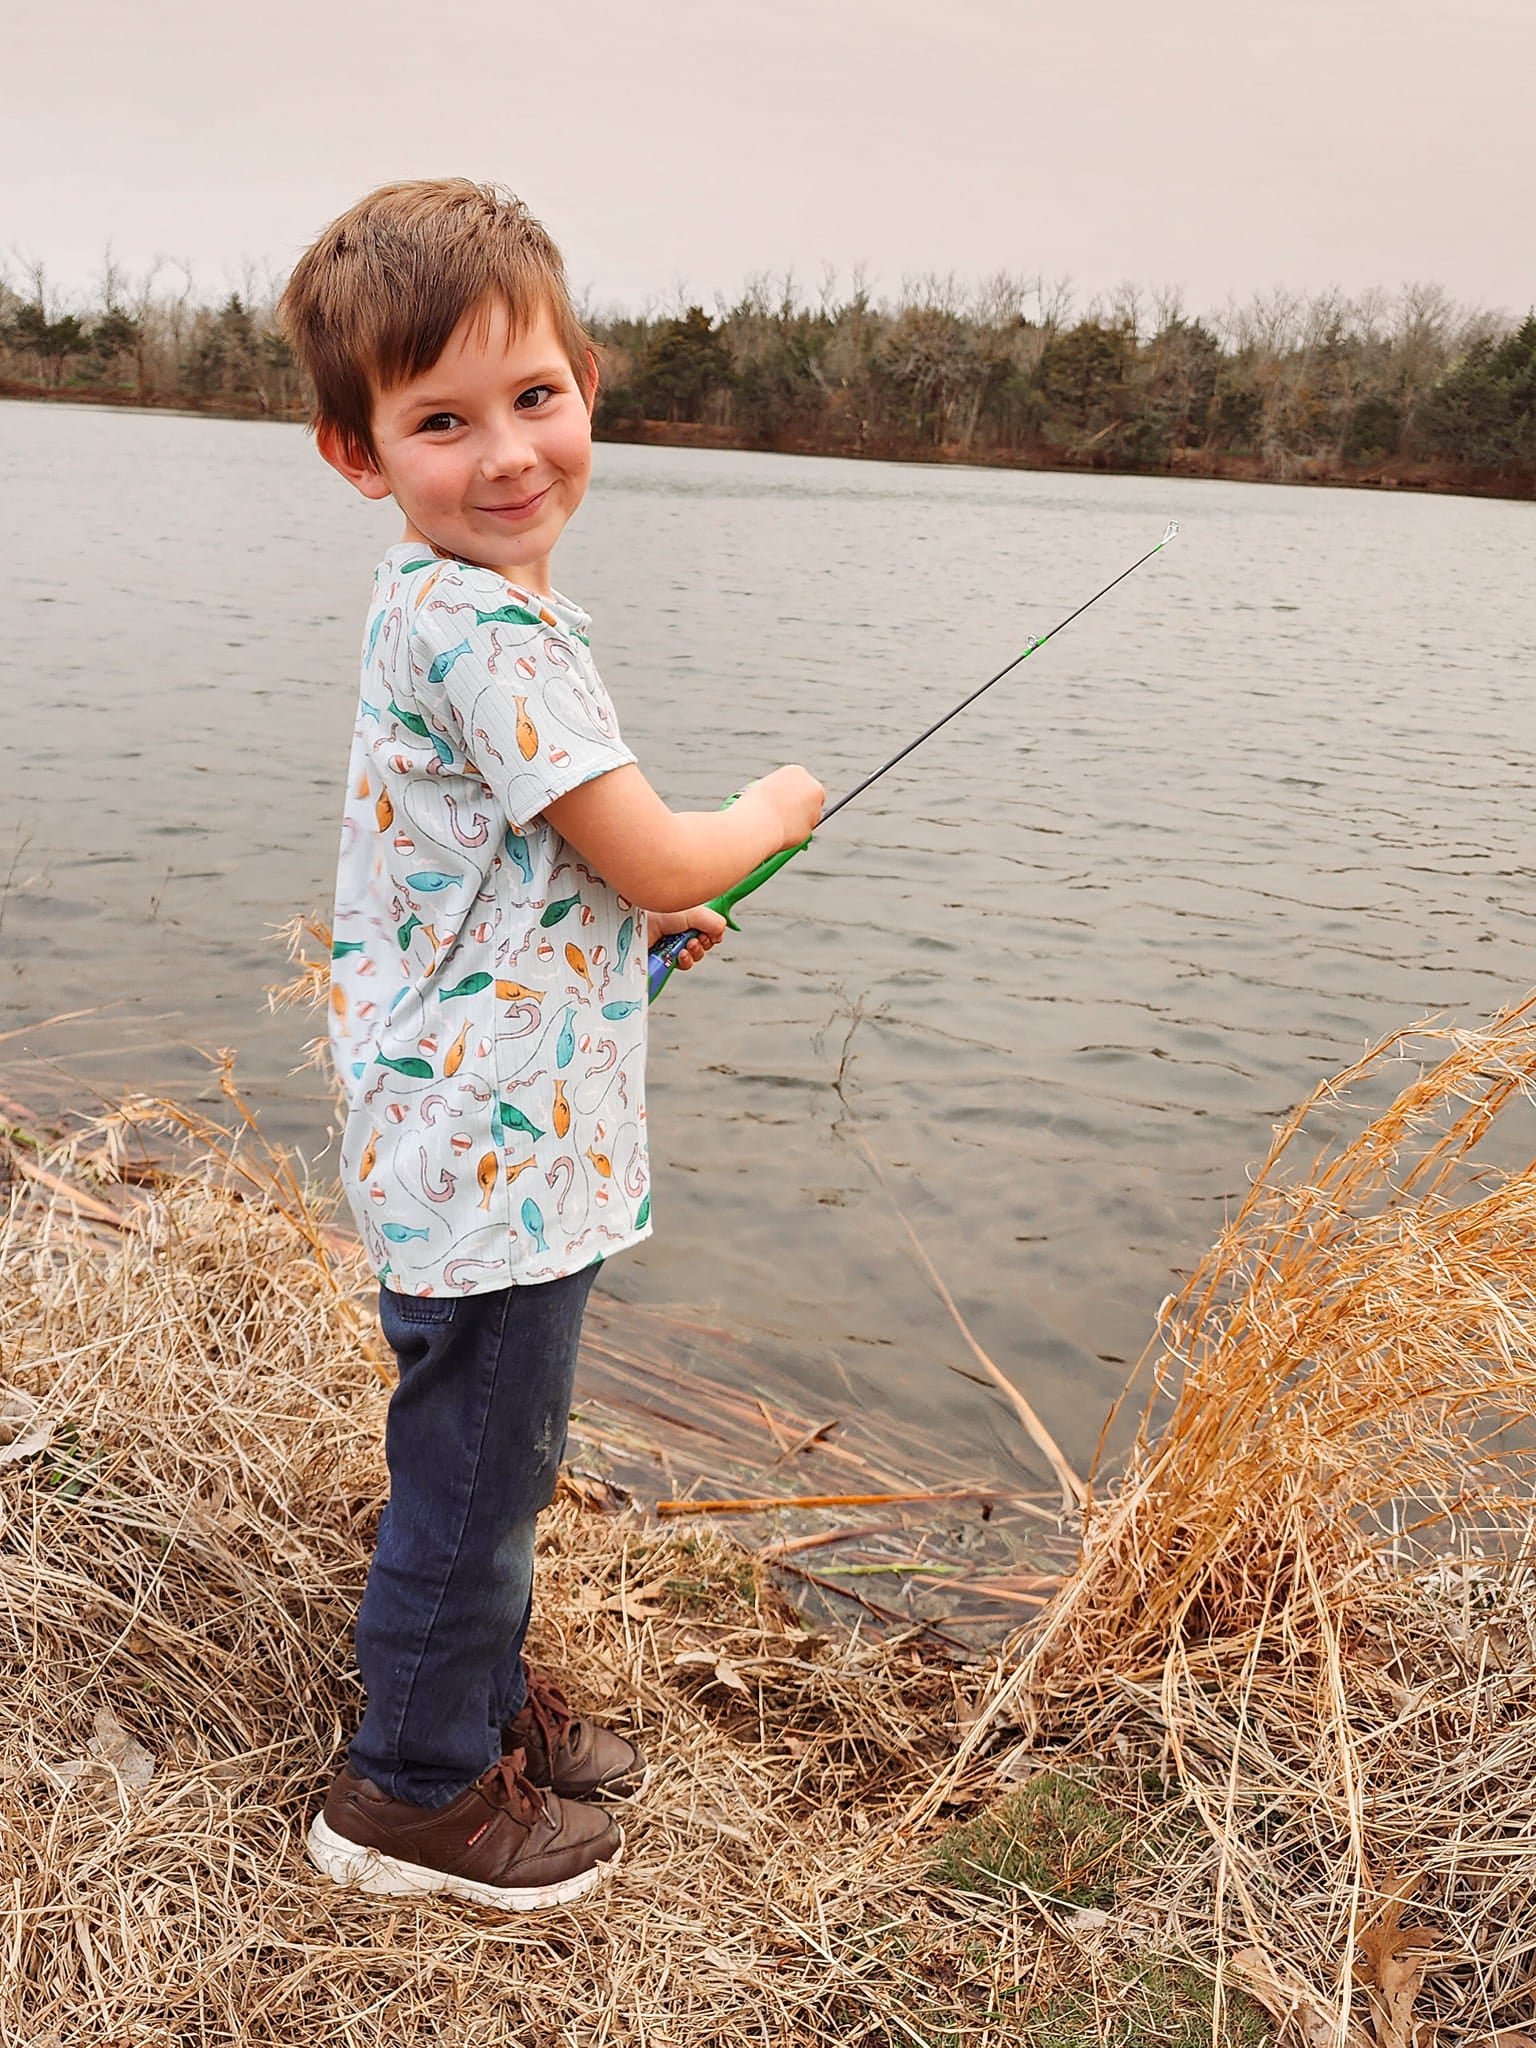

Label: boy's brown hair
[279,179,594,465]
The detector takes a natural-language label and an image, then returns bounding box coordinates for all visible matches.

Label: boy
[279,180,823,1911]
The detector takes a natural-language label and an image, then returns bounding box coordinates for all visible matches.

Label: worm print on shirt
[330,544,651,1295]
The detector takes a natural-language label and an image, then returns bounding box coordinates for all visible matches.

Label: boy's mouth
[478,486,551,522]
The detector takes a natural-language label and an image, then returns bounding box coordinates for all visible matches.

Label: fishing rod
[647,519,1180,1002]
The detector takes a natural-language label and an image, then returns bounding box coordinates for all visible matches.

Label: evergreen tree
[1415,315,1536,473]
[634,307,734,423]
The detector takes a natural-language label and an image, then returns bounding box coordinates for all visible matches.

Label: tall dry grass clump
[0,1102,1013,2046]
[947,999,1536,2046]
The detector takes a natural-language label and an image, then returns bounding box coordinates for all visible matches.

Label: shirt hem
[375,1220,653,1296]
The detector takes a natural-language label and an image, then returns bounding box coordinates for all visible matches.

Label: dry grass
[0,1102,1058,2046]
[12,989,1536,2043]
[945,997,1536,2048]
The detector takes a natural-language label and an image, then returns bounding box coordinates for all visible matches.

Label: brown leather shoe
[503,1669,647,1801]
[307,1751,621,1910]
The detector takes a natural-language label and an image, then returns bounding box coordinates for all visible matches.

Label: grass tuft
[940,996,1536,2048]
[1025,1963,1272,2048]
[933,1770,1129,1907]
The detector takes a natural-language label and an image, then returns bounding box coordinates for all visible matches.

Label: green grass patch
[932,1769,1131,1907]
[931,1781,1270,2045]
[1024,1962,1271,2048]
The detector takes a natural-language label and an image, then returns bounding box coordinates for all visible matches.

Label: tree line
[3,255,1533,493]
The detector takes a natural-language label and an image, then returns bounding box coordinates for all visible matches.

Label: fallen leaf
[55,1707,156,1792]
[89,1706,156,1788]
[0,1386,52,1467]
[1353,1865,1442,2048]
[1356,1924,1438,2048]
[1230,1947,1372,2048]
[1065,1907,1111,1934]
[1365,1937,1436,2048]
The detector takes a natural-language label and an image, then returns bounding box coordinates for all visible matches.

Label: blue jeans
[348,1266,598,1809]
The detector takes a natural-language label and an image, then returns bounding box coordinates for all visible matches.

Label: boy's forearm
[543,766,807,914]
[635,800,787,912]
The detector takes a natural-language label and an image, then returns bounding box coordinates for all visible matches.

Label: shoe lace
[482,1748,546,1827]
[523,1669,579,1765]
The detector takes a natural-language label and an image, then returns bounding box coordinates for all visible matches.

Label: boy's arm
[409,572,820,908]
[543,762,823,915]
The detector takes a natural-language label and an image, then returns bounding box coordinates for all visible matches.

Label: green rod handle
[646,838,812,1002]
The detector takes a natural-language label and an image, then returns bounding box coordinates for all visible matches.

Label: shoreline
[5,377,1531,505]
[0,1077,1072,1647]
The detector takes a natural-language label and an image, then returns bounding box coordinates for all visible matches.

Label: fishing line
[821,518,1179,823]
[649,519,1180,999]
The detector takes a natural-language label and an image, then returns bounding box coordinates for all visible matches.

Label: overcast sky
[6,0,1533,320]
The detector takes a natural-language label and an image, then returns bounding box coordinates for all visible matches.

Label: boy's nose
[480,414,539,478]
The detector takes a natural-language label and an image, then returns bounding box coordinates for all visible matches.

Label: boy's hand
[738,766,825,850]
[647,905,728,970]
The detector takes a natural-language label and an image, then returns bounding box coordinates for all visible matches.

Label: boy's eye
[514,384,556,411]
[416,412,461,434]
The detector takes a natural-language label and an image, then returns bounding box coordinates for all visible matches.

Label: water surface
[4,401,1533,1483]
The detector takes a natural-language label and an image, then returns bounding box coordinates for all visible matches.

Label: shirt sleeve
[410,567,636,829]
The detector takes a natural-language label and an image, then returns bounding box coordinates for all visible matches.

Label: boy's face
[323,297,594,591]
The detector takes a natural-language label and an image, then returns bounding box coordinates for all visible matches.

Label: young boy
[279,180,823,1911]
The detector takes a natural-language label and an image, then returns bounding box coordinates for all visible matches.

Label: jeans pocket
[380,1286,460,1330]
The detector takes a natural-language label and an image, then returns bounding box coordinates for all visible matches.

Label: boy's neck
[403,519,554,599]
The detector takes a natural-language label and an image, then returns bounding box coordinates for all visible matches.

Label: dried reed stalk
[658,1487,993,1515]
[852,1131,1086,1513]
[936,997,1536,2048]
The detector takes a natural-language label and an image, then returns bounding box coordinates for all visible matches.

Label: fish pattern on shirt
[330,543,650,1295]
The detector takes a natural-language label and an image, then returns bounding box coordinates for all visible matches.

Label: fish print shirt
[330,542,650,1295]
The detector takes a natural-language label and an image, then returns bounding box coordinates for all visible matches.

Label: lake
[3,398,1533,1485]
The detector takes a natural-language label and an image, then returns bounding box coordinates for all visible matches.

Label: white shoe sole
[306,1812,621,1911]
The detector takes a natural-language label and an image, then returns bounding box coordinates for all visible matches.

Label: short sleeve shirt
[330,542,650,1294]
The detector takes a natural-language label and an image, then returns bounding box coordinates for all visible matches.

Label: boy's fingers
[676,931,718,968]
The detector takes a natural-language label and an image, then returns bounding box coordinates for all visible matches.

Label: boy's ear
[583,350,601,416]
[317,420,393,501]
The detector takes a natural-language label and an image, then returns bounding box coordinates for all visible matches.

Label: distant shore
[5,376,1530,503]
[596,412,1534,501]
